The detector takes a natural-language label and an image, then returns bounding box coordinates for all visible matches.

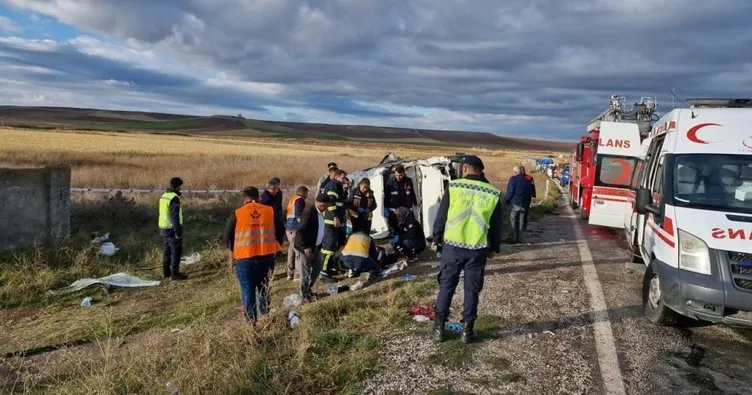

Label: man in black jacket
[158,177,188,280]
[392,207,426,263]
[295,193,329,301]
[261,177,286,245]
[504,166,535,244]
[384,165,417,235]
[347,178,378,234]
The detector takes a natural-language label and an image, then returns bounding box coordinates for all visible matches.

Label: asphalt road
[363,188,752,394]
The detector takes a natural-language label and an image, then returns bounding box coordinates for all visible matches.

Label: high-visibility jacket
[233,202,281,260]
[286,195,304,219]
[443,179,500,250]
[341,232,371,258]
[158,192,183,229]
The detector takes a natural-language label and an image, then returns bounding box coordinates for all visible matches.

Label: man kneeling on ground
[391,207,426,263]
[340,231,384,283]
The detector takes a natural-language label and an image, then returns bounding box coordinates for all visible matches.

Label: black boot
[461,321,477,344]
[171,271,188,280]
[431,320,446,343]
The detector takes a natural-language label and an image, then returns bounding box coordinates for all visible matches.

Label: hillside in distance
[0,106,572,152]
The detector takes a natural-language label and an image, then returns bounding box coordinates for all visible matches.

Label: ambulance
[626,98,752,326]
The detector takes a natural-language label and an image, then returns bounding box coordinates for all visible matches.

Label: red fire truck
[569,95,658,228]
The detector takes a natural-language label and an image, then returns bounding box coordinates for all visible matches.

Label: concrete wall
[0,166,71,252]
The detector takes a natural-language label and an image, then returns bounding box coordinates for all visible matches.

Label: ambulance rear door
[589,121,643,228]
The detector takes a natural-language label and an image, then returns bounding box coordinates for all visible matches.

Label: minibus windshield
[674,154,752,214]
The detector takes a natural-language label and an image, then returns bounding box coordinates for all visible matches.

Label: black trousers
[161,230,183,277]
[434,245,487,324]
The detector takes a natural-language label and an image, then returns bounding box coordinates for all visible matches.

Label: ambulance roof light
[686,98,752,108]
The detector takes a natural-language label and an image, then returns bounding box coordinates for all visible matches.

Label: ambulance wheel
[578,197,588,219]
[643,260,680,326]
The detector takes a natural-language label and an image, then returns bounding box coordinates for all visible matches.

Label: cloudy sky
[0,1,750,140]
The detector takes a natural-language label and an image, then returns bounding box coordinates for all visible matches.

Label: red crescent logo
[743,137,752,149]
[686,123,721,144]
[612,158,632,184]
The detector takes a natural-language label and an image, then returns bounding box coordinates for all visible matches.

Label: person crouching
[391,207,426,263]
[340,231,383,283]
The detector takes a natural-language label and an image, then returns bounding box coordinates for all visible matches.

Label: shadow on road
[489,305,644,339]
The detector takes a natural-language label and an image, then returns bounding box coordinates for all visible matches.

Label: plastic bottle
[288,311,300,328]
[80,296,93,307]
[283,294,302,308]
[166,382,179,395]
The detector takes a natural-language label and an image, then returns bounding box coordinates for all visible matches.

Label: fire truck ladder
[586,95,658,136]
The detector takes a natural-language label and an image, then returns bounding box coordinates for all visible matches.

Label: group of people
[156,156,537,338]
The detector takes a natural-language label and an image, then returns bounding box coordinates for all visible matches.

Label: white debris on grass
[181,252,201,265]
[49,273,161,295]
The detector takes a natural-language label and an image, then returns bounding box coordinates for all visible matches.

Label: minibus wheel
[643,260,680,326]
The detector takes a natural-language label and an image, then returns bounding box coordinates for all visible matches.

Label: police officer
[158,177,188,280]
[505,166,535,244]
[432,155,502,343]
[384,165,417,235]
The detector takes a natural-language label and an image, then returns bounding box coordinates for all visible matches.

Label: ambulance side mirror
[635,187,661,216]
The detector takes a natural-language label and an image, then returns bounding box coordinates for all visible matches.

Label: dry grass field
[0,127,555,189]
[0,126,564,394]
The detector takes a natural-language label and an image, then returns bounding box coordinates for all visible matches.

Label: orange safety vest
[233,202,280,260]
[286,195,304,220]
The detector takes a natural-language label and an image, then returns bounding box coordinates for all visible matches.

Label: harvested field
[0,127,554,189]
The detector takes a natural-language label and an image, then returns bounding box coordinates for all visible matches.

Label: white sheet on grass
[49,272,161,295]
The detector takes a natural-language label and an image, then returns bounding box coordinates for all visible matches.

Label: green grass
[81,118,205,130]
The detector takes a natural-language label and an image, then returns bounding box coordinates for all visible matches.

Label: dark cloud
[2,0,752,139]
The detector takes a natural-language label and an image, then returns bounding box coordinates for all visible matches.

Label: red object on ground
[408,305,435,320]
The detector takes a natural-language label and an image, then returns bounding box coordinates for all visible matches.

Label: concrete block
[0,166,71,252]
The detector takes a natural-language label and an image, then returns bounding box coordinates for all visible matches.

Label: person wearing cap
[294,193,329,301]
[347,177,378,234]
[261,177,286,245]
[384,165,418,237]
[431,155,502,344]
[505,166,536,243]
[158,177,188,280]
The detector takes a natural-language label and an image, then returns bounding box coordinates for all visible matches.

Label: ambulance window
[630,161,645,189]
[643,136,665,188]
[596,156,637,187]
[651,157,665,206]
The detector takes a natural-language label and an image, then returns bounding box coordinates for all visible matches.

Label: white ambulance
[586,121,644,228]
[626,98,752,326]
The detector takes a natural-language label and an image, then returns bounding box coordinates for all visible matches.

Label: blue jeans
[235,256,274,323]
